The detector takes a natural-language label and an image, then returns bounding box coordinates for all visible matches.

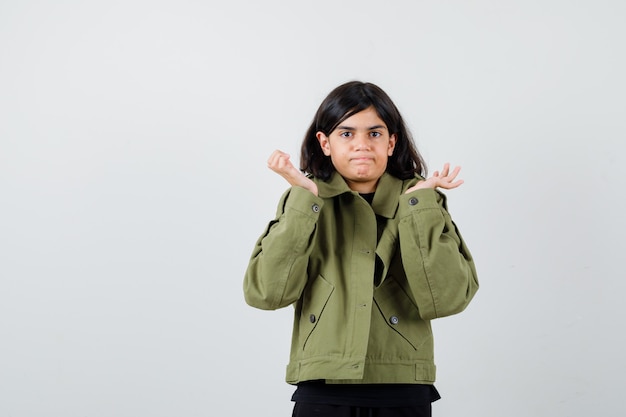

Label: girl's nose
[354,134,370,150]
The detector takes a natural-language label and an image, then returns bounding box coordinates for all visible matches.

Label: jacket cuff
[284,186,324,218]
[398,188,440,218]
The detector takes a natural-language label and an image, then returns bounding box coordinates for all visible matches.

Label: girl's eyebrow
[336,125,388,131]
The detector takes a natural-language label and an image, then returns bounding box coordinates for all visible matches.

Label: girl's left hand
[405,163,464,194]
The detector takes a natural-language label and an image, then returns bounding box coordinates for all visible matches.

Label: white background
[1,0,625,416]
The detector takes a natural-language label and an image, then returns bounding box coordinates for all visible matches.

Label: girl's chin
[336,166,384,183]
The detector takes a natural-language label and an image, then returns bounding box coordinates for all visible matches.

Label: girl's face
[316,106,396,193]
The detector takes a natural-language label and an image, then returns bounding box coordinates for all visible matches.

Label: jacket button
[389,316,399,325]
[408,197,418,206]
[311,204,320,213]
[309,314,316,323]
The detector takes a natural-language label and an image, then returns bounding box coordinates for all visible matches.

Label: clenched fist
[267,150,318,196]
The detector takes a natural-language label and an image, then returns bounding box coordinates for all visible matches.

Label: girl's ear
[316,132,331,156]
[388,134,397,156]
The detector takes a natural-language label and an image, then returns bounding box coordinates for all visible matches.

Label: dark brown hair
[300,81,426,180]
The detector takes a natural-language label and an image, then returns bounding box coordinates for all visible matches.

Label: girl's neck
[345,179,379,194]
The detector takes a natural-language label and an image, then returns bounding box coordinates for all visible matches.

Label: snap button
[408,197,418,206]
[309,314,316,323]
[389,316,399,325]
[311,204,320,213]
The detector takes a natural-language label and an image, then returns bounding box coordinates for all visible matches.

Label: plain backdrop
[1,0,625,416]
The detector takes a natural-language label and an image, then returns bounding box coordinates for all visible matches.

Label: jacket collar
[315,172,402,219]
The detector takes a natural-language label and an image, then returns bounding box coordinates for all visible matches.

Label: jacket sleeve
[397,188,479,320]
[243,186,322,310]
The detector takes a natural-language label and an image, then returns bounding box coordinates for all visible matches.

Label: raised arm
[243,152,322,310]
[398,164,478,319]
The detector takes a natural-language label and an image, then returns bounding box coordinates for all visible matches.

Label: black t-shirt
[291,380,441,407]
[360,192,376,204]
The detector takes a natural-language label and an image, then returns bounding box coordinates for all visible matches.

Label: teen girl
[244,81,479,417]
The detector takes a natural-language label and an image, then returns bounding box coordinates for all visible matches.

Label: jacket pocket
[373,277,431,351]
[299,274,334,351]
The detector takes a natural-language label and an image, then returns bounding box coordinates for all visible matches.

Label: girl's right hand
[267,150,318,196]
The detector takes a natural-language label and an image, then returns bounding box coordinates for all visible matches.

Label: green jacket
[244,172,478,385]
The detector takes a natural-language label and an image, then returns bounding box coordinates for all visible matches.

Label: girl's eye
[370,132,381,138]
[340,132,352,138]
